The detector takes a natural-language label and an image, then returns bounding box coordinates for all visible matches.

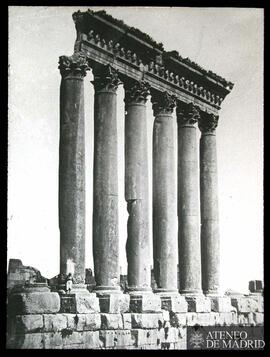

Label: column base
[185,295,211,312]
[8,283,60,315]
[59,289,100,314]
[128,290,161,313]
[95,289,130,313]
[155,291,188,312]
[208,296,233,312]
[179,289,203,296]
[204,289,220,297]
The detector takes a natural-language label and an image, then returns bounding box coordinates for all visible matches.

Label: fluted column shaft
[152,92,178,292]
[177,102,202,295]
[58,53,89,286]
[199,113,220,295]
[92,65,121,292]
[124,80,151,292]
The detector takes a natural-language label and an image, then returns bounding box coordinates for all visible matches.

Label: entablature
[72,9,234,115]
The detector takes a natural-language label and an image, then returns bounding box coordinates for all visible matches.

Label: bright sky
[8,6,263,294]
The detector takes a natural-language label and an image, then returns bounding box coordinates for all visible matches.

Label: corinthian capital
[198,112,219,133]
[58,52,89,79]
[151,91,176,116]
[92,65,122,93]
[176,102,200,126]
[124,80,151,105]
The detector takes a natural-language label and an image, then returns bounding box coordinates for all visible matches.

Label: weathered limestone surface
[7,294,264,349]
[152,91,178,292]
[92,64,121,292]
[58,53,89,285]
[199,112,220,295]
[177,102,202,295]
[124,79,151,291]
[9,291,60,315]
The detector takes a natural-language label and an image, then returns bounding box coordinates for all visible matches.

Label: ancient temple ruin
[7,10,264,349]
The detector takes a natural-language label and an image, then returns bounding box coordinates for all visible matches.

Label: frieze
[72,9,234,111]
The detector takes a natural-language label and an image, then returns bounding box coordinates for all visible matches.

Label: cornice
[72,9,234,107]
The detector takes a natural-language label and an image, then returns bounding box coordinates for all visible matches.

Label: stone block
[159,294,188,313]
[197,313,212,326]
[122,313,132,329]
[186,312,198,326]
[186,296,211,312]
[254,312,264,325]
[162,310,170,322]
[99,330,116,348]
[249,280,263,293]
[157,328,166,344]
[208,312,220,326]
[231,297,258,313]
[97,292,129,313]
[9,292,60,314]
[62,331,85,348]
[60,295,76,313]
[238,313,249,326]
[60,293,99,314]
[100,313,123,329]
[43,314,67,332]
[215,312,234,326]
[163,327,179,343]
[14,333,44,349]
[131,329,147,347]
[77,293,100,313]
[249,295,264,312]
[74,314,86,331]
[129,293,161,312]
[84,313,102,330]
[247,312,256,326]
[173,313,187,326]
[43,332,63,349]
[16,314,43,333]
[84,331,100,349]
[131,313,162,329]
[114,330,132,347]
[210,297,233,312]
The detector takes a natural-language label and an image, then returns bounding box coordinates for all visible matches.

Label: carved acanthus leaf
[198,112,219,133]
[58,52,89,79]
[176,102,200,126]
[152,91,176,116]
[124,80,151,105]
[92,65,121,92]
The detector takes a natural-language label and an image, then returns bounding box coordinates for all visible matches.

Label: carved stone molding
[58,52,89,79]
[198,111,219,133]
[176,102,200,127]
[151,91,176,116]
[124,80,151,105]
[92,64,122,93]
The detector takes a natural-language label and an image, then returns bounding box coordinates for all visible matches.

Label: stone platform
[7,290,264,349]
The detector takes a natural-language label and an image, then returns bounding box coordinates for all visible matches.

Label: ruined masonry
[7,10,263,349]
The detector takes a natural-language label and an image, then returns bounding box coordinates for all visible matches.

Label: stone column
[124,80,161,313]
[92,64,121,294]
[177,102,202,296]
[152,91,178,292]
[151,92,187,313]
[199,112,220,296]
[124,79,151,292]
[58,53,89,290]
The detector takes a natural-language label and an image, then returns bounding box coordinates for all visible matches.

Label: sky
[8,6,263,294]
